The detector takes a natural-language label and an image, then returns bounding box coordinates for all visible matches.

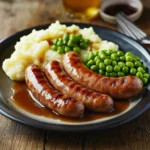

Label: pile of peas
[51,33,90,54]
[84,50,149,85]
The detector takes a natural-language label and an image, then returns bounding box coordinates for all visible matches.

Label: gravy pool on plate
[11,82,130,123]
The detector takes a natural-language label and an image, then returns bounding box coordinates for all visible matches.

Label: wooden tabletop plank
[45,132,84,150]
[0,115,45,150]
[44,112,150,150]
[0,0,150,150]
[84,114,150,150]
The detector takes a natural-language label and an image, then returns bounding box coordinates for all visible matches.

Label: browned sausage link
[44,61,113,112]
[63,52,143,99]
[25,64,84,117]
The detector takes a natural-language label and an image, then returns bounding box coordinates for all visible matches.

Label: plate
[0,23,150,132]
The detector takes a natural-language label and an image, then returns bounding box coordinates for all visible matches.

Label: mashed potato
[2,21,119,81]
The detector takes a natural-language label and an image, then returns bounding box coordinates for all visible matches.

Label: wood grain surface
[0,0,150,150]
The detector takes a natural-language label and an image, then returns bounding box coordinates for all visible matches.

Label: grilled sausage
[25,64,84,117]
[44,61,113,112]
[63,52,143,99]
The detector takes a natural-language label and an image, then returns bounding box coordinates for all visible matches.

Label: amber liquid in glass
[63,0,101,19]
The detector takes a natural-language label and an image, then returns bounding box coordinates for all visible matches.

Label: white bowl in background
[100,0,143,24]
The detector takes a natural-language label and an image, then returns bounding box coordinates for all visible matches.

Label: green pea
[65,46,71,52]
[57,47,64,54]
[106,50,113,56]
[75,34,82,41]
[75,34,82,43]
[111,50,118,53]
[99,53,107,60]
[136,72,143,79]
[142,64,147,70]
[125,52,132,56]
[83,59,88,64]
[117,51,124,56]
[105,72,110,77]
[144,73,149,79]
[106,65,113,73]
[94,51,99,56]
[126,56,133,62]
[99,69,105,75]
[80,42,87,49]
[70,39,75,44]
[104,59,111,65]
[67,40,74,47]
[99,62,106,70]
[51,45,57,51]
[126,62,134,68]
[137,67,145,73]
[69,34,76,42]
[74,35,80,43]
[57,39,63,46]
[94,56,100,62]
[73,47,80,53]
[142,77,148,85]
[99,50,106,55]
[135,61,141,68]
[114,65,121,72]
[118,62,125,68]
[120,56,125,62]
[52,39,59,45]
[91,65,98,72]
[122,67,129,74]
[134,56,140,61]
[110,72,117,77]
[112,61,117,66]
[86,63,91,68]
[132,56,137,62]
[111,53,117,60]
[63,33,69,41]
[88,52,95,60]
[84,39,90,45]
[130,68,137,75]
[62,39,68,45]
[118,72,125,77]
[96,59,101,66]
[87,60,95,66]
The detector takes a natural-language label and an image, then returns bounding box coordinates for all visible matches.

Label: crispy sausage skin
[25,64,84,117]
[44,61,113,112]
[63,52,143,99]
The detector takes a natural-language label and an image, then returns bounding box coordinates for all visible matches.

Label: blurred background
[0,0,149,40]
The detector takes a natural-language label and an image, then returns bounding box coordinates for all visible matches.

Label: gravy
[11,82,130,122]
[104,3,137,16]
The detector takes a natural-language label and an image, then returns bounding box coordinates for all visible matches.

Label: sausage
[62,52,143,99]
[25,64,84,118]
[44,61,113,112]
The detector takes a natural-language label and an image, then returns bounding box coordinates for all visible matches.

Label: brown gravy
[104,3,137,16]
[11,82,130,122]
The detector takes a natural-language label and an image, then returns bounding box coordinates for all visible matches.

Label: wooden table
[0,0,150,149]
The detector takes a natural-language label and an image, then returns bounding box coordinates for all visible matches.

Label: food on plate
[84,50,150,85]
[51,33,91,54]
[44,60,113,112]
[2,21,119,81]
[25,64,84,117]
[2,21,149,119]
[63,51,143,99]
[11,82,130,122]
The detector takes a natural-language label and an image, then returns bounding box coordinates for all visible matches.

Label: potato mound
[2,21,118,81]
